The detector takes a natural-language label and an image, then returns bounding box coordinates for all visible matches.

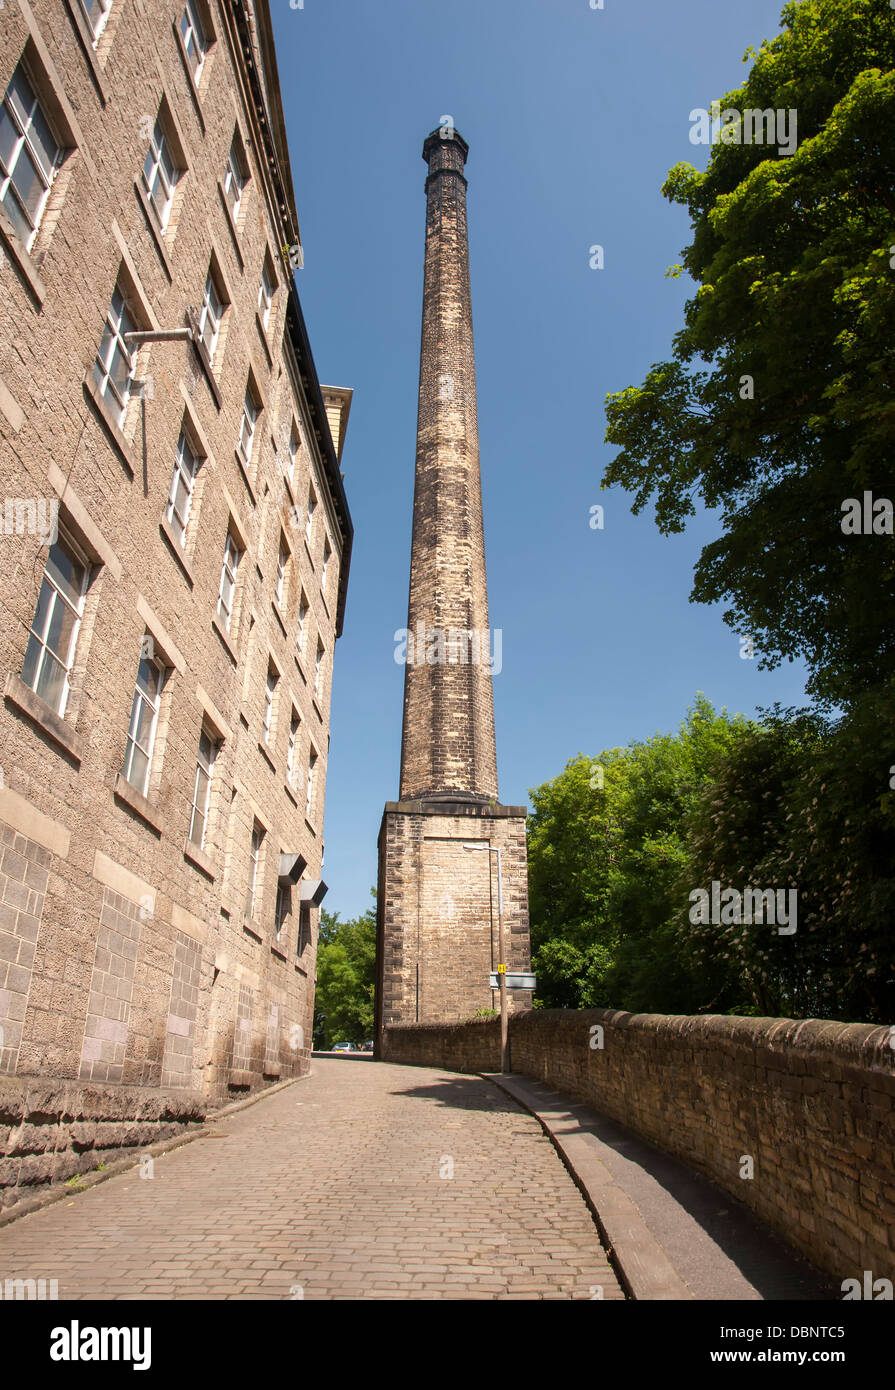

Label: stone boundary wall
[381,1010,895,1284]
[0,1074,206,1209]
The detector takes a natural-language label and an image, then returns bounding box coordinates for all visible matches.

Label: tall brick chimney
[375,126,531,1036]
[399,124,497,802]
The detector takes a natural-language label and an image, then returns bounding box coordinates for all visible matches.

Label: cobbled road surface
[0,1059,625,1300]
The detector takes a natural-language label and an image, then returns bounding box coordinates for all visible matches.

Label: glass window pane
[1,185,31,244]
[45,542,85,605]
[7,69,35,127]
[21,630,43,692]
[44,591,78,663]
[10,146,43,221]
[136,658,160,701]
[126,743,149,794]
[35,651,67,711]
[28,575,55,643]
[27,102,59,181]
[0,106,20,172]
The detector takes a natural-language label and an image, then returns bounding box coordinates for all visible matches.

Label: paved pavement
[0,1059,625,1300]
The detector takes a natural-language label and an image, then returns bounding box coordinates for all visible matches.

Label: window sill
[270,944,287,964]
[134,180,174,282]
[304,817,317,838]
[218,182,244,271]
[319,590,331,623]
[234,448,257,508]
[173,22,206,133]
[82,374,138,477]
[255,312,273,368]
[63,0,110,104]
[271,602,287,640]
[242,921,262,944]
[211,614,238,666]
[4,673,84,765]
[0,204,46,307]
[293,653,307,685]
[183,837,216,880]
[258,740,276,773]
[113,772,163,836]
[312,697,324,724]
[294,962,309,977]
[159,517,195,587]
[284,780,298,809]
[303,537,315,571]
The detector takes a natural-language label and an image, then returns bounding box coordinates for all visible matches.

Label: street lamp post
[462,842,508,1074]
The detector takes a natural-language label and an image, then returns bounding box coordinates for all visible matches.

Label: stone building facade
[0,0,352,1102]
[376,127,530,1034]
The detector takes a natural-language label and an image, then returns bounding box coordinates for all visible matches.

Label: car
[331,1041,354,1053]
[361,1041,374,1053]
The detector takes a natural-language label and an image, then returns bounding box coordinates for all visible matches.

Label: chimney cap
[423,124,469,164]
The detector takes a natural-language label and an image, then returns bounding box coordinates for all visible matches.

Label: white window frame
[188,728,216,849]
[297,593,308,656]
[197,270,224,363]
[223,136,246,220]
[238,388,258,464]
[0,64,62,249]
[142,114,180,233]
[287,424,299,484]
[21,535,89,718]
[321,539,331,594]
[275,537,288,609]
[79,0,112,42]
[94,284,137,425]
[165,431,200,546]
[258,258,274,330]
[287,710,300,786]
[314,642,324,696]
[179,0,208,80]
[306,750,317,819]
[306,488,316,544]
[263,667,277,746]
[122,653,165,797]
[217,531,240,631]
[246,821,263,919]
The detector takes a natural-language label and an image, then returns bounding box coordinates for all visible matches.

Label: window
[94,283,137,425]
[297,902,311,956]
[322,539,331,594]
[258,258,274,331]
[180,0,208,79]
[217,530,241,631]
[305,487,316,544]
[263,665,278,746]
[238,387,258,464]
[21,536,89,717]
[122,651,165,796]
[142,114,180,233]
[165,432,200,545]
[245,820,264,919]
[297,592,308,656]
[223,136,246,220]
[0,63,62,248]
[275,536,288,609]
[314,641,324,696]
[287,424,299,484]
[286,709,300,786]
[188,728,216,848]
[79,0,112,41]
[306,749,317,820]
[275,882,289,938]
[197,269,224,363]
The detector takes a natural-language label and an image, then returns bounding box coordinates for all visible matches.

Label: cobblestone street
[0,1060,624,1301]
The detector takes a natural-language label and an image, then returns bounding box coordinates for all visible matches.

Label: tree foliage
[313,897,376,1048]
[602,0,895,709]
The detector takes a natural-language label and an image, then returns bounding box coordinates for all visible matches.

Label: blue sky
[270,0,809,922]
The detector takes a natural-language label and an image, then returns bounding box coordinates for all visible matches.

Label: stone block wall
[380,1008,895,1284]
[0,1074,205,1210]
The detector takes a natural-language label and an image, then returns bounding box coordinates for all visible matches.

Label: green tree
[602,0,895,710]
[313,896,376,1048]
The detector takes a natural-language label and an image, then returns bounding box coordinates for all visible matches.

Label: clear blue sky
[270,0,809,922]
